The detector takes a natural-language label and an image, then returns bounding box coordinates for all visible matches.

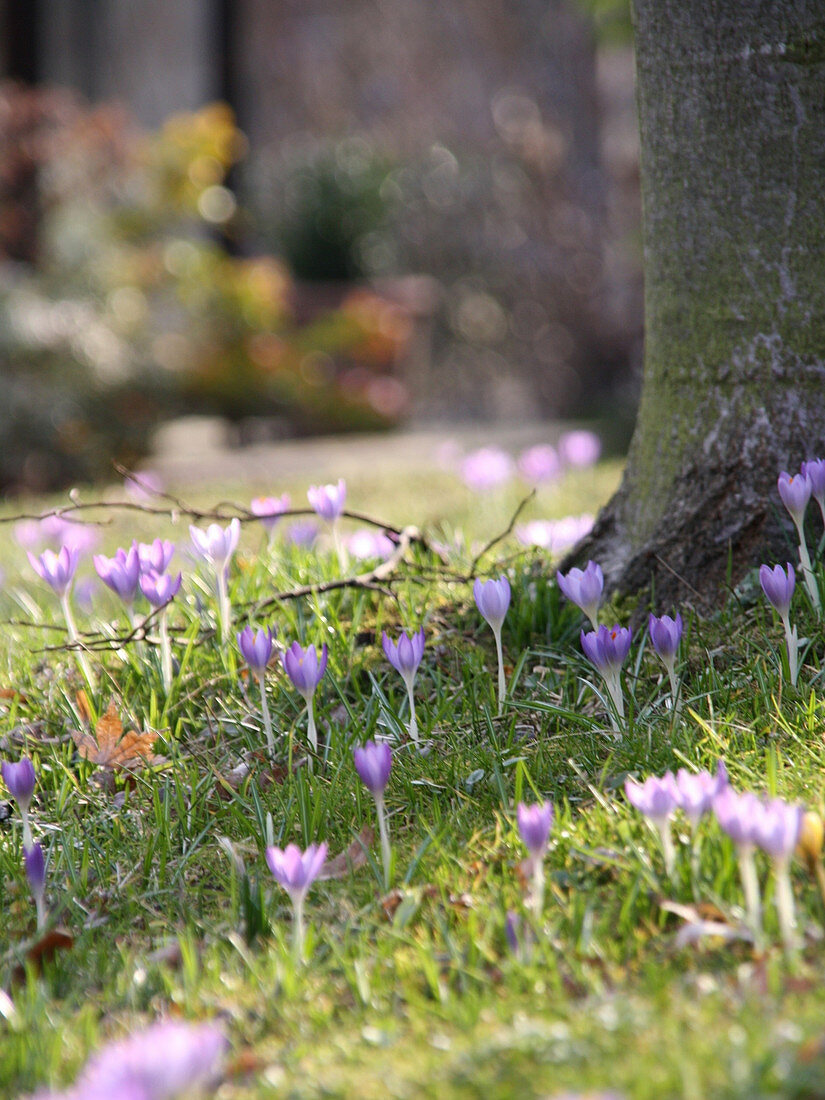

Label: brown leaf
[71,700,162,770]
[318,825,375,880]
[381,888,404,919]
[0,687,27,703]
[12,927,74,983]
[75,689,93,726]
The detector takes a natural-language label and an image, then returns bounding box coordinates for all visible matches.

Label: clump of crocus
[753,797,803,953]
[354,740,393,888]
[251,494,291,543]
[581,624,632,729]
[266,842,328,961]
[460,447,515,491]
[57,1018,227,1100]
[648,612,683,708]
[517,800,554,920]
[94,543,141,626]
[713,787,765,942]
[382,628,425,744]
[189,519,241,642]
[625,772,679,878]
[474,575,511,714]
[24,841,47,930]
[237,625,277,753]
[2,756,36,849]
[557,561,604,629]
[778,470,820,614]
[674,761,728,878]
[282,642,328,754]
[759,562,800,686]
[139,571,183,693]
[308,480,347,568]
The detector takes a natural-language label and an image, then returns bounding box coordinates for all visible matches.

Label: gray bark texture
[573,0,825,609]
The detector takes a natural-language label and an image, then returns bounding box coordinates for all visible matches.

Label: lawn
[3,450,825,1100]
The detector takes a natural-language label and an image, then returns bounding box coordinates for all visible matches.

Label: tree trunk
[573,0,825,608]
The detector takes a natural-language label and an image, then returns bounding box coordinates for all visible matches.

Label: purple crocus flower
[27,546,80,597]
[266,842,328,958]
[347,529,395,561]
[753,797,803,861]
[557,561,604,628]
[778,470,811,526]
[802,458,825,524]
[354,740,393,796]
[460,447,515,491]
[625,772,679,876]
[139,571,182,608]
[3,756,36,850]
[76,1019,227,1100]
[2,757,36,814]
[713,788,764,848]
[581,624,632,676]
[382,629,425,743]
[353,740,393,886]
[673,763,727,826]
[759,563,795,617]
[237,625,275,676]
[94,545,141,604]
[251,494,291,534]
[307,480,346,522]
[558,429,601,468]
[382,629,425,679]
[517,801,554,859]
[518,444,560,485]
[648,613,683,664]
[282,642,328,753]
[285,521,319,548]
[189,519,241,569]
[474,576,512,714]
[282,642,328,699]
[138,539,175,575]
[474,576,511,631]
[24,841,47,928]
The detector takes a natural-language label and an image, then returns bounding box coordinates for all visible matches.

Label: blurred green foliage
[0,88,411,493]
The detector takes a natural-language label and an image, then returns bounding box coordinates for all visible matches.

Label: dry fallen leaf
[12,927,75,984]
[75,689,93,727]
[71,701,162,770]
[318,825,375,880]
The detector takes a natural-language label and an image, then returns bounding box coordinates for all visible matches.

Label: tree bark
[574,0,825,608]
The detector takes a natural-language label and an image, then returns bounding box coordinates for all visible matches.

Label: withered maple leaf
[71,700,162,770]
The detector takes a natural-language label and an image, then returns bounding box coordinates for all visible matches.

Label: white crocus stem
[159,607,173,693]
[34,885,46,931]
[60,593,96,691]
[738,844,762,942]
[21,808,33,852]
[780,614,799,686]
[292,894,306,962]
[375,793,392,890]
[794,525,821,614]
[492,625,506,714]
[258,673,274,754]
[586,606,600,631]
[655,818,676,880]
[531,857,545,923]
[664,660,681,712]
[773,857,798,953]
[216,567,232,644]
[305,695,318,753]
[603,669,625,730]
[403,672,419,744]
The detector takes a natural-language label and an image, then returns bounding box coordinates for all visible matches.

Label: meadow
[3,442,825,1100]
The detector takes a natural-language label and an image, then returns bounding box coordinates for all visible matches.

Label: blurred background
[0,0,639,494]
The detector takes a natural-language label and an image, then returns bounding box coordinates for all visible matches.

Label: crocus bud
[139,571,182,608]
[27,545,80,597]
[516,801,554,859]
[382,629,425,678]
[778,470,811,527]
[237,625,275,676]
[473,576,511,631]
[307,480,346,522]
[759,563,795,617]
[251,494,291,533]
[2,757,36,814]
[282,642,328,700]
[353,740,392,797]
[557,561,604,627]
[189,520,241,569]
[648,613,683,665]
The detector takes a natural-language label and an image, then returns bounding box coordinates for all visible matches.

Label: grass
[3,459,825,1099]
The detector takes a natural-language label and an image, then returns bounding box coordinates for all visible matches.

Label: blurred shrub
[0,86,410,492]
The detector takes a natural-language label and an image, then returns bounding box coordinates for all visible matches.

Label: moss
[781,34,825,66]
